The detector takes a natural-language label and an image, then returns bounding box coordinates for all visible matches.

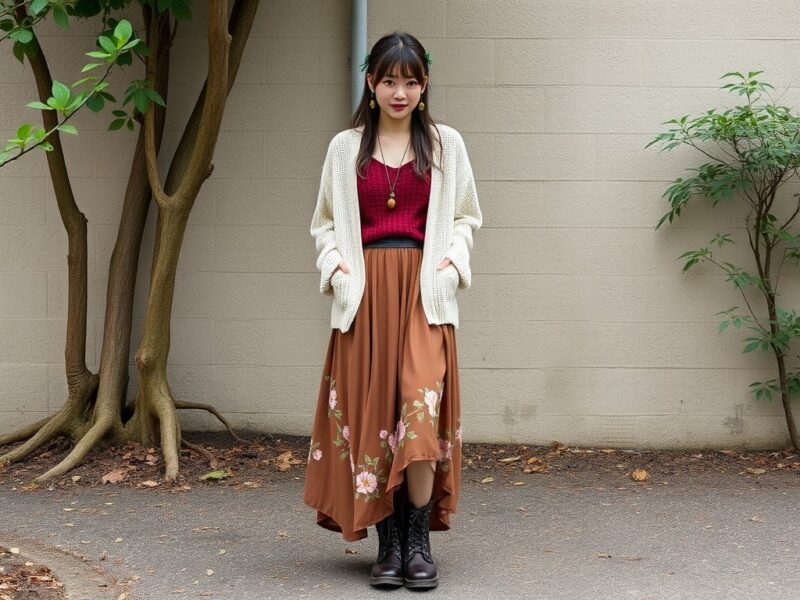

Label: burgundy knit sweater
[357,157,431,245]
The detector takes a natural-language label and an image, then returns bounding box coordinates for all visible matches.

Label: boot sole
[403,576,439,589]
[369,575,404,587]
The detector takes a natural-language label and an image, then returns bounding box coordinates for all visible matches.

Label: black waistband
[363,236,423,249]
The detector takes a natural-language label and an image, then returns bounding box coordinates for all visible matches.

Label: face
[367,65,428,121]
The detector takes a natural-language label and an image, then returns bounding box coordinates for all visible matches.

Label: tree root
[0,415,54,448]
[0,413,67,466]
[181,438,218,467]
[174,399,245,443]
[35,416,115,483]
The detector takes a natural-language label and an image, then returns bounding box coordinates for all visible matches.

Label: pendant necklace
[377,133,411,210]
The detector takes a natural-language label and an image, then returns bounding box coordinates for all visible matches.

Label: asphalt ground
[2,462,799,599]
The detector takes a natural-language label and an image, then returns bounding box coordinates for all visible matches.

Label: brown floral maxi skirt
[303,246,462,541]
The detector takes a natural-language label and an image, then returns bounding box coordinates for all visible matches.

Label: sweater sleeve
[310,136,344,295]
[443,132,483,289]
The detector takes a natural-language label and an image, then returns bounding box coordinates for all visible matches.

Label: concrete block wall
[2,0,800,448]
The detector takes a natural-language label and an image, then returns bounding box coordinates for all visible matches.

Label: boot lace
[376,513,402,561]
[406,506,433,562]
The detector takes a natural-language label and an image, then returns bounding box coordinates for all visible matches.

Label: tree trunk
[0,6,98,461]
[766,295,800,449]
[1,0,260,482]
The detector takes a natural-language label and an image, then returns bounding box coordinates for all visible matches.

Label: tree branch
[174,0,231,202]
[143,6,168,207]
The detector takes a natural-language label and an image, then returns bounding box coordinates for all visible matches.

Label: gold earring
[369,91,376,109]
[418,101,425,112]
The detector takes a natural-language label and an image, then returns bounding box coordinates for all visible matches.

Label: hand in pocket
[333,261,351,277]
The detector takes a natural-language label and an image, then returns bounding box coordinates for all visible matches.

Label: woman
[303,31,482,589]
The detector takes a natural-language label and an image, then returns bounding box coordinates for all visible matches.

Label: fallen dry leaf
[498,455,522,463]
[101,469,129,484]
[631,468,649,482]
[480,476,494,484]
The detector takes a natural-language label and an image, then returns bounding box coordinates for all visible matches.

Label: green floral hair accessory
[358,51,433,73]
[359,52,370,73]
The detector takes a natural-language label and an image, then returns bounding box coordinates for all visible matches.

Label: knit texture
[310,123,482,333]
[357,157,431,245]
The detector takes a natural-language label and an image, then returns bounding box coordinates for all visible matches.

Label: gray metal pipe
[351,0,368,115]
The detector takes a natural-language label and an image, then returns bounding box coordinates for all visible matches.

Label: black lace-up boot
[369,505,404,587]
[403,499,438,589]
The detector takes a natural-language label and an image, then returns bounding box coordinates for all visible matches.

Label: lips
[391,104,407,109]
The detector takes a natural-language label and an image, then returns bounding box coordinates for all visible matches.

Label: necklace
[377,134,411,210]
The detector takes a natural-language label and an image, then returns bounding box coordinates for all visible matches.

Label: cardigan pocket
[435,264,459,300]
[331,269,350,308]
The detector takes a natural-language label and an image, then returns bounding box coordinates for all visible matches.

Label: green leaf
[29,0,49,15]
[743,341,760,353]
[65,91,88,113]
[51,81,70,107]
[81,62,102,73]
[58,124,78,135]
[133,91,150,114]
[26,101,53,111]
[126,118,134,131]
[144,88,166,107]
[98,35,117,54]
[718,320,729,333]
[12,28,34,44]
[16,123,32,141]
[199,469,230,481]
[52,5,69,28]
[116,51,133,66]
[112,109,127,117]
[71,76,96,87]
[109,118,126,130]
[171,0,192,20]
[86,94,104,112]
[12,41,25,63]
[113,20,132,44]
[85,50,110,59]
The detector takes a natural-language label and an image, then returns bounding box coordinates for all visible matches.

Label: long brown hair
[349,31,443,181]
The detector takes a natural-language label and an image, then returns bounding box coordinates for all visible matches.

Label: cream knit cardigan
[310,123,482,333]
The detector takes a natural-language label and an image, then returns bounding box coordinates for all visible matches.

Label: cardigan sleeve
[310,136,344,295]
[443,132,483,289]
